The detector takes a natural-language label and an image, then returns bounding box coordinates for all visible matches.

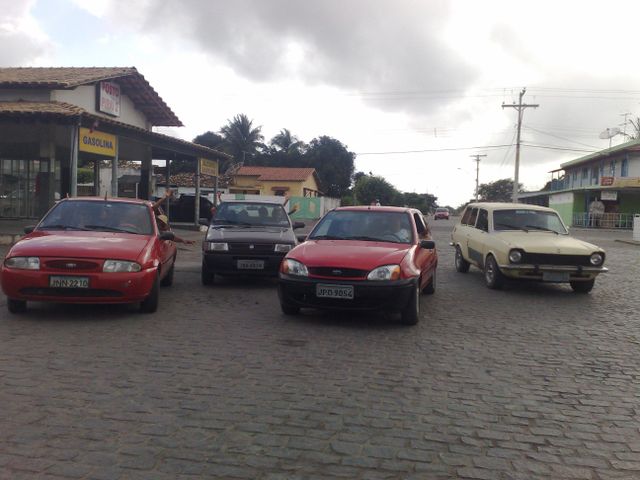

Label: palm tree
[219,114,265,163]
[270,129,305,155]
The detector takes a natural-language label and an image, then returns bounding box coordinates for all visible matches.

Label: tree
[399,192,438,213]
[220,114,265,165]
[269,129,306,155]
[352,175,399,206]
[476,178,523,202]
[303,136,355,198]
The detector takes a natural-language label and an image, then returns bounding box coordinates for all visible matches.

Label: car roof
[464,202,556,212]
[219,200,285,206]
[61,196,152,207]
[334,205,415,213]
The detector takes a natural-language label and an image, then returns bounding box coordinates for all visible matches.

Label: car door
[454,207,478,261]
[412,212,435,288]
[467,208,489,268]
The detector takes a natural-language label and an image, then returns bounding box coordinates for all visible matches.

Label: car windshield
[212,202,290,227]
[38,200,154,235]
[493,209,567,234]
[436,208,448,212]
[309,210,413,244]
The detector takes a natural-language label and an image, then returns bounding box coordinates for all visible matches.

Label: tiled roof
[236,166,316,181]
[0,67,182,126]
[156,172,218,188]
[0,100,229,160]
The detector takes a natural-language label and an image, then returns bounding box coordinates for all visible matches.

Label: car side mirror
[296,234,307,243]
[159,231,175,241]
[420,240,436,250]
[24,225,35,234]
[198,218,209,226]
[293,221,305,230]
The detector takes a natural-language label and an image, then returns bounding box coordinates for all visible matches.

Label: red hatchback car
[1,197,177,314]
[278,206,437,324]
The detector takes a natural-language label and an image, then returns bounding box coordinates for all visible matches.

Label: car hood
[8,231,152,261]
[289,240,409,269]
[498,232,603,254]
[207,226,295,243]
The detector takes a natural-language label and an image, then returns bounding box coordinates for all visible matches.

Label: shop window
[621,158,629,177]
[609,160,616,176]
[572,171,577,186]
[582,168,588,179]
[591,166,599,185]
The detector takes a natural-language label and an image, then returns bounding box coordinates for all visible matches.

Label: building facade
[230,167,321,197]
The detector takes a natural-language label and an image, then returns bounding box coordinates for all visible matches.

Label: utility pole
[470,154,486,202]
[502,88,539,202]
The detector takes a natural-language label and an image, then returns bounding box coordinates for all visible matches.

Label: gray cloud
[104,0,477,116]
[0,0,51,66]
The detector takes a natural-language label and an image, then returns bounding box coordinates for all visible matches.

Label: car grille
[228,243,274,254]
[45,260,101,271]
[521,253,592,266]
[308,267,368,278]
[20,287,124,297]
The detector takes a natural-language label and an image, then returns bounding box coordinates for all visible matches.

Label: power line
[524,126,601,149]
[355,144,514,155]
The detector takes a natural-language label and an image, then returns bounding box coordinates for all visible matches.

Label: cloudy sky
[3,0,640,206]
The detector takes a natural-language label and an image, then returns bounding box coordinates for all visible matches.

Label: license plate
[542,272,570,282]
[49,276,90,288]
[237,259,264,270]
[316,284,354,300]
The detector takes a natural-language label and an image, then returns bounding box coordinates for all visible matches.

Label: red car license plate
[49,276,90,288]
[316,284,354,300]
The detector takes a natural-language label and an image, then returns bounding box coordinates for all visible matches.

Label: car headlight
[274,244,293,253]
[4,256,40,270]
[281,259,308,277]
[508,249,523,263]
[367,265,401,281]
[590,252,604,266]
[103,260,142,273]
[205,242,229,252]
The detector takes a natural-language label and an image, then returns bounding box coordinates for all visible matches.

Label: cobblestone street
[1,221,640,479]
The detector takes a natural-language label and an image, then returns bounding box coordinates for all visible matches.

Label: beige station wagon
[450,202,608,293]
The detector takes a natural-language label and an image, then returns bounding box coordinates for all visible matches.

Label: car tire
[140,275,160,313]
[7,298,26,314]
[422,269,436,295]
[570,279,595,293]
[280,302,300,315]
[160,258,175,287]
[454,246,470,273]
[401,283,420,325]
[484,254,505,290]
[201,262,214,286]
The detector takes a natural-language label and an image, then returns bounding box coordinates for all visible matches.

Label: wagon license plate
[316,284,354,300]
[237,259,264,270]
[49,276,89,288]
[542,272,570,282]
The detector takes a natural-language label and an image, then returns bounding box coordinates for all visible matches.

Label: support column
[195,156,201,225]
[111,137,119,197]
[69,121,79,197]
[139,145,152,199]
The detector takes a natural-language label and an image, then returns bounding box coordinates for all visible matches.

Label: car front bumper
[203,252,286,276]
[278,275,417,312]
[0,267,158,304]
[499,264,608,281]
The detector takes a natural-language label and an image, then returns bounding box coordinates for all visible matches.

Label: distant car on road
[434,207,450,220]
[1,197,177,313]
[200,200,305,284]
[450,202,607,292]
[278,206,437,325]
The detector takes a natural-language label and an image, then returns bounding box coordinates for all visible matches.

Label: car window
[476,209,489,231]
[467,208,478,227]
[38,200,153,235]
[213,202,289,227]
[461,207,472,225]
[310,210,413,243]
[413,213,427,236]
[493,209,567,234]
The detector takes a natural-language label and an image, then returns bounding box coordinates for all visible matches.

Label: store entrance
[0,159,53,218]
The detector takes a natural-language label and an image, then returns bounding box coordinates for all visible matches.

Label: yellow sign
[612,177,640,188]
[78,128,117,157]
[200,157,219,177]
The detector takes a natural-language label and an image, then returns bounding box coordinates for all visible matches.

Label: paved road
[1,220,639,479]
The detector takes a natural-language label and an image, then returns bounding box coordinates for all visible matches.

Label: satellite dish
[599,127,621,139]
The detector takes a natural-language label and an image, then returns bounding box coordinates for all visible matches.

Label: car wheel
[160,258,175,287]
[454,246,470,273]
[280,302,300,315]
[7,298,26,314]
[484,254,504,290]
[422,269,436,294]
[570,279,595,293]
[201,262,214,285]
[401,283,420,325]
[140,275,160,313]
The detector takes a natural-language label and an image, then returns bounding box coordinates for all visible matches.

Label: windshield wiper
[524,225,559,234]
[343,235,383,242]
[310,235,345,240]
[494,222,529,232]
[84,224,140,234]
[39,224,91,231]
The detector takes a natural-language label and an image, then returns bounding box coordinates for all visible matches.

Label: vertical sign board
[199,158,219,177]
[96,81,121,117]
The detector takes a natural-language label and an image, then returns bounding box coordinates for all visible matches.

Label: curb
[614,239,640,246]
